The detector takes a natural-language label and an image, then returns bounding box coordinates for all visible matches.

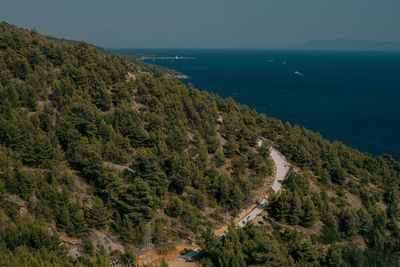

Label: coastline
[125,49,400,160]
[174,74,189,79]
[165,73,189,79]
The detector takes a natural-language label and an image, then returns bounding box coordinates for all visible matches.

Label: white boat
[294,71,304,76]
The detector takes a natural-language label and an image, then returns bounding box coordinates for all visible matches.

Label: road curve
[177,146,289,262]
[234,148,289,228]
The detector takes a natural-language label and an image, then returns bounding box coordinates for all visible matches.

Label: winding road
[235,148,289,228]
[175,145,290,263]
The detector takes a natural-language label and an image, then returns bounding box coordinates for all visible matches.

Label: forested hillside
[0,22,274,266]
[0,22,399,266]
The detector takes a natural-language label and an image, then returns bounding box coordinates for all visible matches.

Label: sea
[112,49,400,160]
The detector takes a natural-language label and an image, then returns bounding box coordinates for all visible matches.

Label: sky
[1,0,400,48]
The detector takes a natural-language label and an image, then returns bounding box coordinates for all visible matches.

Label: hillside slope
[0,22,400,266]
[0,22,274,266]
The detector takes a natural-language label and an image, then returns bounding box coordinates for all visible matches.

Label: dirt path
[170,146,289,265]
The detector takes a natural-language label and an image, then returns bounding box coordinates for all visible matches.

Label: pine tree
[86,197,111,229]
[329,160,346,185]
[83,238,94,256]
[325,243,343,266]
[357,207,373,236]
[292,240,321,265]
[223,139,238,158]
[289,192,303,225]
[213,148,225,167]
[301,197,318,227]
[230,184,244,209]
[257,142,271,158]
[56,205,71,230]
[268,191,292,222]
[114,178,154,224]
[22,131,60,167]
[206,134,219,154]
[68,208,88,237]
[339,209,359,237]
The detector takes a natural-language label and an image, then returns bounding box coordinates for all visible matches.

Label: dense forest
[0,22,399,266]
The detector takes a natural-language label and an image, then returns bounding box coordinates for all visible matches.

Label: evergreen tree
[68,207,88,237]
[55,205,71,230]
[223,139,238,158]
[22,131,61,167]
[113,177,155,224]
[329,160,346,185]
[339,209,359,237]
[289,192,302,225]
[257,141,271,158]
[357,207,373,236]
[86,197,111,229]
[301,197,318,227]
[213,148,225,167]
[325,243,343,266]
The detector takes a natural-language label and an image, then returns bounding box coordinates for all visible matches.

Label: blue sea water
[113,49,400,160]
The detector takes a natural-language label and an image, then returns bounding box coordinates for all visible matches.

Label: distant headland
[138,55,196,60]
[299,39,400,51]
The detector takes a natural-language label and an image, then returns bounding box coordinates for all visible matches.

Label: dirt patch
[266,214,324,237]
[27,100,51,117]
[4,194,27,215]
[90,229,125,254]
[4,194,26,208]
[216,130,226,147]
[187,132,195,142]
[293,221,324,237]
[104,162,135,175]
[126,72,136,81]
[345,192,362,210]
[309,179,321,194]
[375,201,387,211]
[60,234,80,246]
[350,235,367,250]
[137,243,198,266]
[67,247,80,261]
[326,188,338,200]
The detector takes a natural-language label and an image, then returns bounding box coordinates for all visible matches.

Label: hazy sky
[1,0,400,48]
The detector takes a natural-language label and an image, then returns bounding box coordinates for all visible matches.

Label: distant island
[239,39,400,51]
